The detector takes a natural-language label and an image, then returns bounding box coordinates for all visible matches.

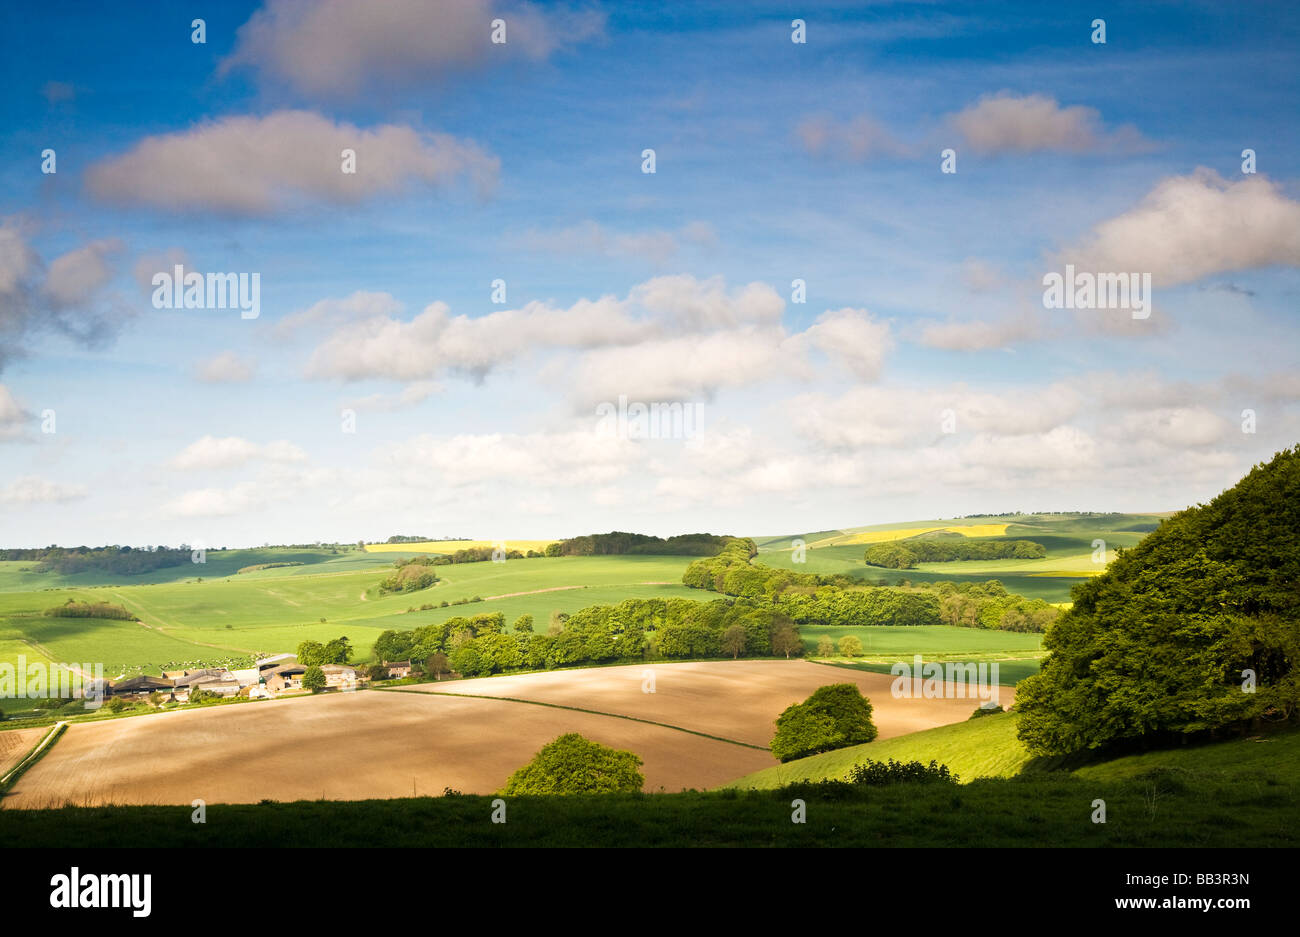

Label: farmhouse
[383,660,413,679]
[263,662,307,696]
[320,663,361,689]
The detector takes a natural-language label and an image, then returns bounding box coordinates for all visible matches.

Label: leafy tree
[1017,447,1300,756]
[513,614,535,634]
[770,623,803,658]
[770,683,877,762]
[448,644,484,677]
[838,635,863,658]
[816,635,835,657]
[720,624,747,659]
[302,666,327,693]
[501,734,644,795]
[427,652,450,680]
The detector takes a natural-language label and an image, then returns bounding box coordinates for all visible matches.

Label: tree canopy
[501,734,644,795]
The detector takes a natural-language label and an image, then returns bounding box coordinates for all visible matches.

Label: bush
[502,734,644,795]
[846,758,958,786]
[302,666,326,693]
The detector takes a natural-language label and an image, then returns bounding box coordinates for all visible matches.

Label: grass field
[0,514,1155,694]
[2,769,1293,847]
[755,513,1168,602]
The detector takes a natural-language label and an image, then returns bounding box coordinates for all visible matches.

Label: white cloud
[42,239,123,308]
[1,476,88,505]
[219,0,604,100]
[1055,169,1300,286]
[196,351,256,384]
[86,110,498,216]
[950,91,1145,154]
[169,436,307,471]
[800,307,892,380]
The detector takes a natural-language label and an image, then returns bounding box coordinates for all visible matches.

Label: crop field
[2,659,998,807]
[400,660,1005,747]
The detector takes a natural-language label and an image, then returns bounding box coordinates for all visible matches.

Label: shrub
[846,758,958,786]
[502,734,644,795]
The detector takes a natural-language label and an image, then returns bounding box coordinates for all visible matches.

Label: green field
[756,513,1168,602]
[0,514,1156,695]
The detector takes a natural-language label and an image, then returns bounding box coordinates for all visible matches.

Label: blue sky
[1,0,1298,547]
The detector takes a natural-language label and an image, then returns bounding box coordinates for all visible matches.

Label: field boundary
[398,688,769,751]
[0,721,67,796]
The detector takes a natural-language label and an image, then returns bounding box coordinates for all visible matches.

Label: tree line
[370,597,805,679]
[544,531,731,557]
[682,538,1059,632]
[862,538,1046,569]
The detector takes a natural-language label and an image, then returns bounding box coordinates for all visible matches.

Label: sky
[1,0,1298,548]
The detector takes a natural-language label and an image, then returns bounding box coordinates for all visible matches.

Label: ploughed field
[1,661,1002,807]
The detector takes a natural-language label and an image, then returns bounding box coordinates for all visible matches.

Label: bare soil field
[0,727,49,778]
[401,659,1011,748]
[1,690,773,808]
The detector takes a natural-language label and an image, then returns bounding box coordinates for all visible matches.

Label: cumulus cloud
[951,91,1146,154]
[196,351,256,384]
[86,110,498,216]
[800,308,893,380]
[1,475,88,505]
[219,0,604,100]
[161,484,264,519]
[0,223,128,372]
[1054,169,1300,287]
[169,436,307,471]
[303,275,786,387]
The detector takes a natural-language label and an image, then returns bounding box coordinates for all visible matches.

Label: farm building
[108,674,175,698]
[383,660,413,679]
[319,664,363,689]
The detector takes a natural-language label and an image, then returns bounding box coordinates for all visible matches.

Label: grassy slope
[726,712,1300,791]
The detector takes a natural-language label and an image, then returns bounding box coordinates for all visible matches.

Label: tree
[501,734,644,795]
[838,635,863,658]
[770,683,878,762]
[297,640,325,666]
[720,624,747,659]
[816,635,835,657]
[302,666,327,693]
[513,614,535,634]
[427,651,450,680]
[770,623,803,658]
[1017,447,1300,756]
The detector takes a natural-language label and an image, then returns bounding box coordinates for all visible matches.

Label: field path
[482,585,585,601]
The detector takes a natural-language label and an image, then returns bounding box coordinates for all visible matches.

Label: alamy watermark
[1,655,105,708]
[595,395,703,440]
[151,264,260,319]
[890,655,1000,706]
[1042,264,1150,319]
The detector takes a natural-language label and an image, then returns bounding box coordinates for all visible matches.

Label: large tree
[1017,447,1300,756]
[770,683,878,762]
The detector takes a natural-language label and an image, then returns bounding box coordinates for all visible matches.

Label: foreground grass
[2,770,1294,847]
